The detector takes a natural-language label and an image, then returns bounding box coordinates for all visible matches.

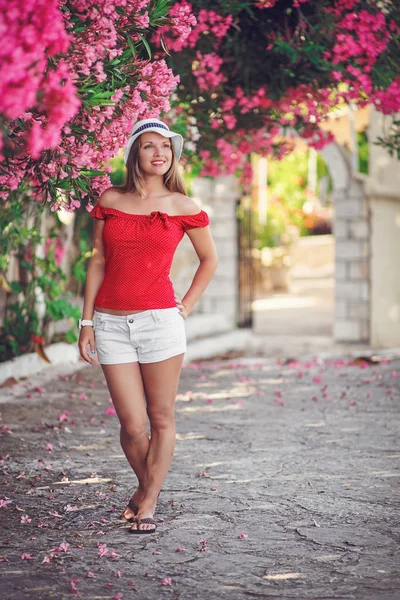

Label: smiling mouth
[151,161,166,166]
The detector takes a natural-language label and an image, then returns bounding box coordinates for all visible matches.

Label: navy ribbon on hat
[131,122,169,137]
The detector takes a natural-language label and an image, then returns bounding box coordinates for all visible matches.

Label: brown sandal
[128,517,157,534]
[120,497,139,521]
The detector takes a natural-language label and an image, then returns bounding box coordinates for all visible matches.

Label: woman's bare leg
[130,353,184,531]
[101,362,149,519]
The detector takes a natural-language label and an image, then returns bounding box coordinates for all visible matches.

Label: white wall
[370,196,400,348]
[367,106,400,347]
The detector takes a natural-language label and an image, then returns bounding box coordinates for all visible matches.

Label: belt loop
[151,310,159,323]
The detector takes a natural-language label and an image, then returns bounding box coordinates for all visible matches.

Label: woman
[78,119,218,534]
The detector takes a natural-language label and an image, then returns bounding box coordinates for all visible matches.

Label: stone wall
[170,175,240,328]
[320,143,370,343]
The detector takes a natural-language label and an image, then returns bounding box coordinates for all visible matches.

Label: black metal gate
[237,198,255,328]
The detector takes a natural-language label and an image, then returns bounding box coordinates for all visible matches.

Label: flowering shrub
[0,0,190,209]
[159,0,400,180]
[0,0,195,360]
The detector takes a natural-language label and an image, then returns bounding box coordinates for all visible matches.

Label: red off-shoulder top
[89,204,210,310]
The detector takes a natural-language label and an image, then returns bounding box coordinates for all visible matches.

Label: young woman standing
[78,119,218,534]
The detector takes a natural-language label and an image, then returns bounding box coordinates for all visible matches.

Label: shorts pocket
[153,308,181,323]
[93,313,109,332]
[147,318,185,351]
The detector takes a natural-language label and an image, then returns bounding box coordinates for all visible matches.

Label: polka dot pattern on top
[89,204,210,310]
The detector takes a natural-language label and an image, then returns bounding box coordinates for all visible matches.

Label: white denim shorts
[93,308,186,365]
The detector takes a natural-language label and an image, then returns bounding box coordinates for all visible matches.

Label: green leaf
[137,33,152,59]
[79,169,106,177]
[65,329,78,344]
[125,34,137,58]
[20,259,34,272]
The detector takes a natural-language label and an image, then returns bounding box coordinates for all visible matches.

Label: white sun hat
[123,118,183,164]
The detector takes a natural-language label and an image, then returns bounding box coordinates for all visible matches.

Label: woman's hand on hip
[78,327,97,364]
[175,294,190,320]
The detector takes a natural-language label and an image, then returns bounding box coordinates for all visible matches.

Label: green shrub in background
[256,150,333,249]
[0,192,81,362]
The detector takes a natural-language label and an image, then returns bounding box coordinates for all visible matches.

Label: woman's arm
[181,226,218,315]
[78,218,106,364]
[82,219,106,319]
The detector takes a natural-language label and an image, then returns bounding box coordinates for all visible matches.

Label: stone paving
[0,352,399,600]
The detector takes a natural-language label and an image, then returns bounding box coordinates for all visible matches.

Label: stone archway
[319,142,370,343]
[171,146,371,347]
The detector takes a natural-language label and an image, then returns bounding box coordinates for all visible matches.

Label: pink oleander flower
[152,4,231,53]
[373,77,400,115]
[193,52,224,91]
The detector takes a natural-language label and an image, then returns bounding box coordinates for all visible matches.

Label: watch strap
[78,319,94,329]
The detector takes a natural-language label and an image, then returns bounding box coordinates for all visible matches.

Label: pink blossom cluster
[326,10,390,67]
[153,2,231,53]
[168,0,197,47]
[189,8,232,46]
[256,0,308,8]
[44,237,66,267]
[193,52,225,91]
[324,6,399,115]
[0,0,79,160]
[152,0,197,53]
[328,0,361,16]
[210,87,274,130]
[373,76,400,115]
[1,0,187,206]
[66,0,151,81]
[199,125,294,190]
[235,87,273,114]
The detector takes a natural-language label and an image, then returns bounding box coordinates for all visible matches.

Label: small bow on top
[150,211,171,229]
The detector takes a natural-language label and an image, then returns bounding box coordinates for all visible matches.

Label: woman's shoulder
[97,187,125,208]
[172,193,202,216]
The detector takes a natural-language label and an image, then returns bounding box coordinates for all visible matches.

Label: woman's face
[138,132,173,176]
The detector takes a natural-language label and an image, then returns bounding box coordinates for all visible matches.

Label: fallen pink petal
[98,544,109,557]
[20,514,32,523]
[160,577,173,586]
[70,578,80,592]
[58,411,71,422]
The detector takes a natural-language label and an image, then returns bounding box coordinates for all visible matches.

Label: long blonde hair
[117,136,187,196]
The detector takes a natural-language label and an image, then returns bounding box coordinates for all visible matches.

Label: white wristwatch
[78,318,94,329]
